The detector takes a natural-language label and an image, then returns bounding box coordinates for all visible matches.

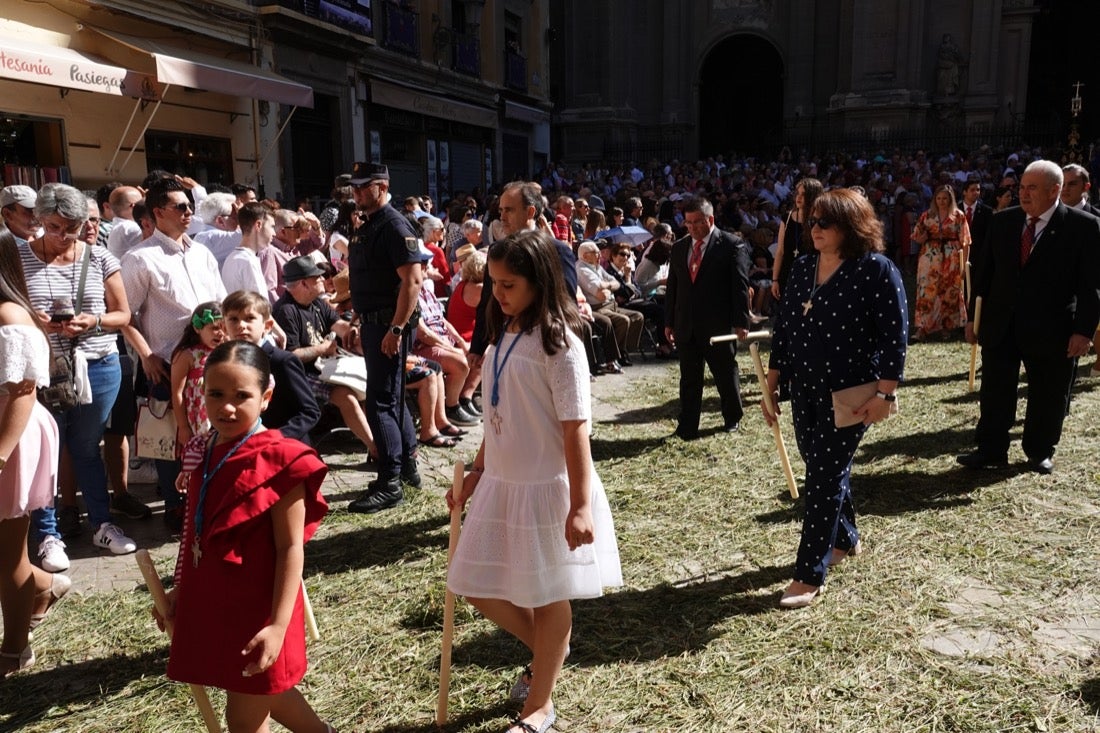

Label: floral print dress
[912,209,971,336]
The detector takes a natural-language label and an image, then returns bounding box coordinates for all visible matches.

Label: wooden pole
[135,550,221,733]
[749,343,799,500]
[302,581,320,642]
[435,461,465,726]
[708,329,772,345]
[969,296,983,393]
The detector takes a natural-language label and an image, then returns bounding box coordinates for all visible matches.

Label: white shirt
[221,247,267,297]
[106,219,143,260]
[193,227,242,267]
[121,229,226,362]
[576,260,616,304]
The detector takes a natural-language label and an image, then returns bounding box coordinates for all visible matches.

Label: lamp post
[1065,81,1084,164]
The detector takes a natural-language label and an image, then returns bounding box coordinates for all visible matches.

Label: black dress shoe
[1028,457,1054,475]
[401,461,422,488]
[956,451,1009,469]
[724,422,741,433]
[672,428,699,441]
[348,477,405,513]
[620,356,633,367]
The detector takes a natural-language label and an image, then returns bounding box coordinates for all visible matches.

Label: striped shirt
[18,240,120,357]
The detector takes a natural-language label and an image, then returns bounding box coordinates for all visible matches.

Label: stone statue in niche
[936,34,962,96]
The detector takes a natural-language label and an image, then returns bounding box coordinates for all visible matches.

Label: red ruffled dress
[167,429,328,694]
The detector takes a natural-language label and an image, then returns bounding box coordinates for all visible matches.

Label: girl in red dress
[156,340,333,733]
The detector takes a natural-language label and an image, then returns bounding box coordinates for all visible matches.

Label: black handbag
[38,243,91,414]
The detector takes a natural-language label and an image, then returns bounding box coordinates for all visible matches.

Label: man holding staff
[958,160,1100,474]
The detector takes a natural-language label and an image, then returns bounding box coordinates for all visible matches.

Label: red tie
[965,206,973,224]
[689,240,704,281]
[1020,216,1039,266]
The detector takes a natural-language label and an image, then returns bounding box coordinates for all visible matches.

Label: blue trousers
[362,323,417,479]
[789,380,867,587]
[31,353,121,541]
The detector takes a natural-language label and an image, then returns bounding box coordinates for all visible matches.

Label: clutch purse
[831,382,898,428]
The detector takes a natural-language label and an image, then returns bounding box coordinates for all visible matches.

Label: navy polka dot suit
[769,252,908,586]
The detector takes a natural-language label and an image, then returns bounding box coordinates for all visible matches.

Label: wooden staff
[301,581,319,642]
[708,329,772,345]
[749,343,799,500]
[969,296,983,392]
[962,252,971,302]
[436,460,465,726]
[135,550,221,733]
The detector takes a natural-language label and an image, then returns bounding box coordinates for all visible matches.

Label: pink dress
[184,346,213,435]
[0,325,59,519]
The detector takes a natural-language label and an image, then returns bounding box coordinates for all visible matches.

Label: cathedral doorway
[698,34,784,157]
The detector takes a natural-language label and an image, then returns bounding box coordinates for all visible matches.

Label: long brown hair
[0,226,44,331]
[485,229,582,355]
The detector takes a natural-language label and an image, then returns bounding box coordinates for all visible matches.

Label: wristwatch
[389,324,403,336]
[94,314,103,334]
[875,390,897,402]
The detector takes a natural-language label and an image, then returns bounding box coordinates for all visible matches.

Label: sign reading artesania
[0,37,157,99]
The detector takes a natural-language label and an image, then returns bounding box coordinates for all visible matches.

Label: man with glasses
[571,198,589,241]
[347,162,423,513]
[259,209,307,305]
[120,179,226,530]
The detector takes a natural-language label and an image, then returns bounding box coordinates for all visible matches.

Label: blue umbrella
[593,225,652,247]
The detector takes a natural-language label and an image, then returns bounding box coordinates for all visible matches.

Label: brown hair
[811,189,884,259]
[485,229,582,355]
[222,289,272,319]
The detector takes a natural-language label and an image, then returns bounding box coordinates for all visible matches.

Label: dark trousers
[975,338,1076,460]
[675,333,743,435]
[362,323,417,479]
[789,381,866,587]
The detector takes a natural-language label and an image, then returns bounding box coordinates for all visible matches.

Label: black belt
[361,308,396,325]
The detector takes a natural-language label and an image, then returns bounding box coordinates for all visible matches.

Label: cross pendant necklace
[803,256,824,317]
[490,323,522,436]
[802,299,813,316]
[192,539,203,568]
[491,410,503,435]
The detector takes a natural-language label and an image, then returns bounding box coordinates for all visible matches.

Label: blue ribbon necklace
[192,419,262,567]
[489,320,522,435]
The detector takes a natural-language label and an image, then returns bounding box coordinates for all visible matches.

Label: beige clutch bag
[831,382,898,428]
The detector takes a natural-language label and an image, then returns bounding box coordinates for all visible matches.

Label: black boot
[348,476,405,513]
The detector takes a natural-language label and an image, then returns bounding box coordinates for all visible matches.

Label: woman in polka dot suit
[762,189,908,609]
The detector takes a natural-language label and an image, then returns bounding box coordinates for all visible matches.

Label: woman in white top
[0,226,70,678]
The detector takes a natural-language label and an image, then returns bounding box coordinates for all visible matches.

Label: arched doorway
[698,34,784,157]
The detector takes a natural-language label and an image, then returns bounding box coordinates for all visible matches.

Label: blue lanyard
[490,323,522,408]
[194,420,262,539]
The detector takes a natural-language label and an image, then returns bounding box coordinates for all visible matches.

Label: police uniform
[350,197,422,482]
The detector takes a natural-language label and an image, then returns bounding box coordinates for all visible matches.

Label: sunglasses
[162,202,192,213]
[808,216,837,230]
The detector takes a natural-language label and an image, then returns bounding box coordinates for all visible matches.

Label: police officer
[346,162,423,513]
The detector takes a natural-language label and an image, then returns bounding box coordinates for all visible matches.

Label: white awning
[87,28,313,108]
[0,33,157,99]
[371,79,497,129]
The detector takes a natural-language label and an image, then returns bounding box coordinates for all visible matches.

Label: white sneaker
[37,536,70,572]
[93,523,137,555]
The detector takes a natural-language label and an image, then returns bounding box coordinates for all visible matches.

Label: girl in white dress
[0,227,69,677]
[447,229,622,733]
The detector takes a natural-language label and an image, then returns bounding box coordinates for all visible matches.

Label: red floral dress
[912,209,971,336]
[183,346,213,435]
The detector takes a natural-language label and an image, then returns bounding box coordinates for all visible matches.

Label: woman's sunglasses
[808,216,836,230]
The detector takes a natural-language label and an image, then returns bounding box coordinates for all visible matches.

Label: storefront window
[0,114,70,187]
[145,131,232,185]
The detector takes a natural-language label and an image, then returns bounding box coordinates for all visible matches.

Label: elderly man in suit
[664,196,751,439]
[958,160,1100,474]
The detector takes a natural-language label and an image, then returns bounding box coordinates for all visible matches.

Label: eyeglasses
[614,252,629,258]
[808,216,837,230]
[162,202,192,213]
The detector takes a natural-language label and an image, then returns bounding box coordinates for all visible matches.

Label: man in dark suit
[1061,164,1100,217]
[664,196,751,439]
[960,179,993,272]
[958,160,1100,474]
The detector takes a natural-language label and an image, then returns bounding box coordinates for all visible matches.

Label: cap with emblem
[348,162,390,186]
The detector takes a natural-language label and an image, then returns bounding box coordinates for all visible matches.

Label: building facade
[549,0,1050,164]
[1,0,554,203]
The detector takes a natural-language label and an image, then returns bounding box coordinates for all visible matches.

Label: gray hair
[1025,160,1063,187]
[577,240,599,256]
[196,192,236,224]
[420,215,444,231]
[461,219,483,233]
[35,183,89,224]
